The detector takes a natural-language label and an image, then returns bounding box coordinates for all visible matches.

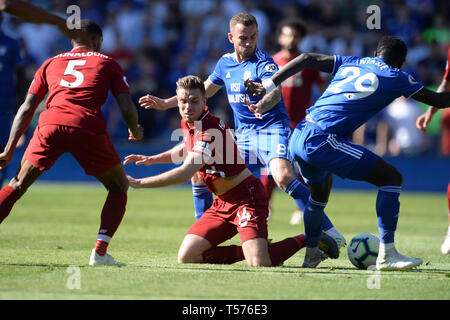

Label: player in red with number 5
[0,20,143,266]
[124,75,338,267]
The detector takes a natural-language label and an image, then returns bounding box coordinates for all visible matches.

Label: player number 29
[60,60,87,88]
[328,66,379,100]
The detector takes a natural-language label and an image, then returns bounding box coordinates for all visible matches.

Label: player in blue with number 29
[245,36,450,271]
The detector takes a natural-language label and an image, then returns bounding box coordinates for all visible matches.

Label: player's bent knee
[381,164,403,186]
[242,238,271,267]
[270,165,295,190]
[177,234,210,264]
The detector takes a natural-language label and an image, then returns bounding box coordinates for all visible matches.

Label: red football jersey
[28,46,130,133]
[272,51,325,128]
[181,108,247,194]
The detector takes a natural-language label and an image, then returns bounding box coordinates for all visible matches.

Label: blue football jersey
[208,48,289,130]
[307,55,423,138]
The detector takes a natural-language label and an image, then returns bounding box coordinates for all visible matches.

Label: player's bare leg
[178,234,212,263]
[241,238,272,266]
[0,156,43,223]
[89,163,129,266]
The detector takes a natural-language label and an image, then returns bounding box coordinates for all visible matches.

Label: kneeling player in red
[124,75,338,267]
[0,20,143,266]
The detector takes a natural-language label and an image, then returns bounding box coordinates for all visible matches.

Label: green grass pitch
[0,182,449,300]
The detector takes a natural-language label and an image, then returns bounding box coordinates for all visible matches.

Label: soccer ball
[347,233,380,269]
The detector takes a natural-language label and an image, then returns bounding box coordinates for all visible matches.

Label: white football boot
[441,229,450,255]
[376,247,422,271]
[89,249,126,267]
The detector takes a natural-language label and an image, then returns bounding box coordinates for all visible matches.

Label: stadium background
[1,0,449,191]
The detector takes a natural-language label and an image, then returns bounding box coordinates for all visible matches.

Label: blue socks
[303,196,326,247]
[376,186,401,244]
[285,179,334,231]
[192,185,213,220]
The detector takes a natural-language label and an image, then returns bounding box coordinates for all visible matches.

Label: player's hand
[244,79,266,97]
[123,154,155,166]
[416,112,432,131]
[128,124,144,141]
[126,175,142,189]
[0,151,13,170]
[243,99,263,119]
[138,94,168,110]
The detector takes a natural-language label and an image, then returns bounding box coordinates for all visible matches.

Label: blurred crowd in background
[1,0,450,157]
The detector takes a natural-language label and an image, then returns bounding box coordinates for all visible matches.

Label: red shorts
[25,124,121,176]
[187,175,269,245]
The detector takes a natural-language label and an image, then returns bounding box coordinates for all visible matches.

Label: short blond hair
[229,12,258,30]
[176,75,206,96]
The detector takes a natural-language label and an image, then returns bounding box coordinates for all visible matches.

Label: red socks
[203,245,244,264]
[0,186,21,224]
[202,234,306,266]
[268,234,306,266]
[95,191,127,256]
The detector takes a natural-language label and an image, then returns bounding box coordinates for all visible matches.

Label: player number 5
[60,60,86,88]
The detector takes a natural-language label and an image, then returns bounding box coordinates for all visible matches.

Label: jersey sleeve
[258,57,279,81]
[397,72,424,98]
[109,59,130,96]
[28,59,50,99]
[443,48,450,81]
[208,58,225,86]
[332,55,359,75]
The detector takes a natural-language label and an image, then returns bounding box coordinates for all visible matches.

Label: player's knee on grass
[177,234,211,264]
[242,238,272,267]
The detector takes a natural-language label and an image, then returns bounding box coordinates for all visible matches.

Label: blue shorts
[289,120,379,187]
[235,122,292,174]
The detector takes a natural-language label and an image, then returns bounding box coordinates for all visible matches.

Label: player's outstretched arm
[415,79,450,131]
[0,0,79,39]
[138,94,178,110]
[126,151,204,189]
[115,93,143,141]
[411,87,450,111]
[123,143,186,166]
[138,79,221,111]
[0,94,41,169]
[245,53,334,97]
